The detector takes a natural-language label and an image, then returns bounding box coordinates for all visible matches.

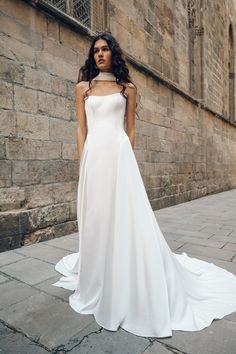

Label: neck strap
[93,71,116,81]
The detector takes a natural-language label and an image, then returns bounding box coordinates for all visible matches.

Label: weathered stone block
[51,76,67,96]
[0,187,25,212]
[69,200,77,219]
[43,37,77,63]
[0,81,13,109]
[24,181,77,208]
[0,0,46,35]
[24,184,53,209]
[38,91,71,120]
[0,236,22,252]
[0,56,24,83]
[59,25,88,52]
[24,67,51,92]
[6,138,61,160]
[12,160,77,186]
[20,203,70,234]
[0,138,6,159]
[14,85,37,113]
[23,221,77,245]
[50,118,77,143]
[46,16,59,40]
[16,112,49,140]
[53,220,78,238]
[0,211,20,237]
[62,143,77,160]
[0,11,42,49]
[36,51,77,81]
[0,160,11,187]
[70,105,76,121]
[67,81,76,99]
[23,227,56,245]
[0,110,16,137]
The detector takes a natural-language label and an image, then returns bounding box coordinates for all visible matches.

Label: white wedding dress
[53,91,236,338]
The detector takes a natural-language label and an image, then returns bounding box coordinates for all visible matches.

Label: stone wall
[0,0,236,251]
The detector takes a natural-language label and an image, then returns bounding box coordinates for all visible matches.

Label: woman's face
[93,39,112,72]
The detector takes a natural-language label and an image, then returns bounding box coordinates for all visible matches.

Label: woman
[53,32,236,338]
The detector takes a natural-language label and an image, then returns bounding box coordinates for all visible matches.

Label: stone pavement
[0,189,236,354]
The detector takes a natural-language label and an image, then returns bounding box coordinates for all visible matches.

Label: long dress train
[52,92,236,338]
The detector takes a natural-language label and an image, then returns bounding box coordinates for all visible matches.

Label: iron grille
[44,0,95,29]
[73,0,90,28]
[47,0,66,12]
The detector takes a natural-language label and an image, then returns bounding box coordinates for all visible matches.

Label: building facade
[0,0,236,251]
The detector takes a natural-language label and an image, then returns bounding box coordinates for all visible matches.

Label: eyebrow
[94,45,109,50]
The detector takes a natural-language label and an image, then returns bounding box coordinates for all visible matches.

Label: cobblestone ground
[0,189,236,354]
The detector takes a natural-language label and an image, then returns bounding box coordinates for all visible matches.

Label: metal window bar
[43,0,105,31]
[73,0,90,27]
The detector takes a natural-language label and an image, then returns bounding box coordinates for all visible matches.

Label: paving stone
[224,311,236,323]
[35,275,72,301]
[66,232,79,240]
[0,292,94,350]
[0,279,39,310]
[15,243,72,265]
[0,258,57,285]
[176,252,236,275]
[222,243,236,252]
[160,223,203,232]
[43,236,78,252]
[0,274,9,284]
[221,225,236,231]
[161,228,214,239]
[177,236,226,249]
[0,250,26,267]
[229,230,236,238]
[159,319,236,354]
[200,223,223,233]
[162,232,186,241]
[176,244,235,262]
[0,322,49,354]
[69,325,150,354]
[165,240,185,251]
[52,321,102,352]
[142,341,175,353]
[208,235,236,244]
[212,229,234,237]
[221,219,236,227]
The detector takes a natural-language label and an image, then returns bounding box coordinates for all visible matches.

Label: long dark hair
[77,32,138,100]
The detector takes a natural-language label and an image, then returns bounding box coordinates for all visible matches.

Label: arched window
[229,23,235,123]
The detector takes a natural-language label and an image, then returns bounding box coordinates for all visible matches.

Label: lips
[98,59,105,63]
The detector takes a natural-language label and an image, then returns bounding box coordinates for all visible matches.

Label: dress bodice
[84,92,127,136]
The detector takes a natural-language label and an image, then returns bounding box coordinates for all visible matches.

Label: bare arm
[124,83,137,149]
[75,82,87,171]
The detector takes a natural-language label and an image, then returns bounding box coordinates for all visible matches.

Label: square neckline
[87,92,126,98]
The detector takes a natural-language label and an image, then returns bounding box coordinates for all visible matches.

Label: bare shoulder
[75,81,90,99]
[124,82,137,97]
